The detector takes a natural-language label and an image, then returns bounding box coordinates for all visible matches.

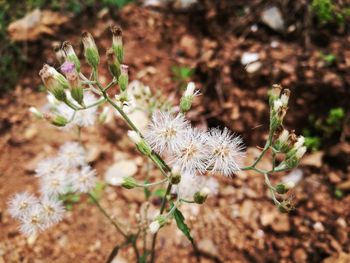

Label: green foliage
[153,188,166,198]
[102,0,134,8]
[303,107,345,151]
[319,52,336,66]
[171,65,194,90]
[173,206,194,244]
[59,193,81,210]
[334,188,344,199]
[311,0,350,25]
[88,182,106,201]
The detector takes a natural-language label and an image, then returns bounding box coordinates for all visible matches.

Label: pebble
[261,6,285,32]
[313,221,325,232]
[197,239,218,257]
[179,34,199,58]
[105,160,138,186]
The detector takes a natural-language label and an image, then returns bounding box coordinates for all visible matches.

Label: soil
[0,2,349,263]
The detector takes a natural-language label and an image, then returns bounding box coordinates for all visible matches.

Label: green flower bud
[268,84,282,105]
[121,176,137,189]
[278,200,294,213]
[118,65,128,92]
[29,107,44,119]
[193,187,210,204]
[82,32,99,69]
[170,166,181,185]
[62,41,81,72]
[111,25,123,63]
[275,181,294,194]
[39,64,69,101]
[106,48,121,79]
[127,131,152,156]
[45,114,68,127]
[71,87,84,106]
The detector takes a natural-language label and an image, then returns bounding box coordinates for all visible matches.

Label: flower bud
[149,220,160,234]
[44,114,68,127]
[275,181,295,194]
[62,41,81,72]
[180,82,197,112]
[53,43,65,64]
[106,49,121,79]
[111,25,123,63]
[29,107,44,119]
[280,89,290,106]
[193,187,210,204]
[269,84,282,105]
[278,200,294,213]
[274,129,289,151]
[127,130,152,156]
[170,166,181,185]
[118,65,129,92]
[294,136,305,149]
[82,32,99,69]
[70,87,84,106]
[295,146,307,159]
[121,176,137,189]
[39,64,68,101]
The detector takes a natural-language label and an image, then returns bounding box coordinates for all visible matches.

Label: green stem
[135,178,168,188]
[88,193,128,238]
[79,98,106,110]
[104,78,117,92]
[150,182,172,263]
[263,174,280,206]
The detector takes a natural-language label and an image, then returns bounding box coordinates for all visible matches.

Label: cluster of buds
[268,85,307,170]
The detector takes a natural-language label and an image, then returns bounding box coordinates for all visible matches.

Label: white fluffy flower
[71,165,96,193]
[19,204,46,236]
[39,172,69,197]
[8,192,39,220]
[58,141,86,169]
[206,128,245,176]
[35,157,64,177]
[170,129,208,174]
[175,172,219,200]
[145,111,190,154]
[41,197,65,227]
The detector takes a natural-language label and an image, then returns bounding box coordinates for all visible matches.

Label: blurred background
[0,0,349,262]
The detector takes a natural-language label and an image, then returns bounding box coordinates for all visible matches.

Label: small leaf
[153,188,166,198]
[173,207,194,244]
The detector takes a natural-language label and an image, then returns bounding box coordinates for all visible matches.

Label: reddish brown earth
[0,2,349,263]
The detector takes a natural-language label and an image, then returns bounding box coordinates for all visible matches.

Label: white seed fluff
[206,128,245,176]
[8,192,39,220]
[19,204,46,236]
[58,141,86,169]
[170,129,209,174]
[40,197,65,228]
[145,111,190,155]
[71,165,97,193]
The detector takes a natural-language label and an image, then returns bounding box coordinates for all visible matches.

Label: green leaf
[153,188,166,198]
[173,207,194,244]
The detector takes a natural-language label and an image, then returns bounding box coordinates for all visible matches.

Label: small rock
[300,151,324,168]
[27,234,37,246]
[323,253,350,263]
[179,34,199,58]
[245,61,262,73]
[261,6,285,32]
[85,144,102,163]
[271,214,291,233]
[293,248,308,262]
[282,169,303,185]
[111,255,128,263]
[197,239,218,258]
[128,110,149,133]
[328,171,341,184]
[241,52,260,65]
[313,221,325,232]
[105,160,138,186]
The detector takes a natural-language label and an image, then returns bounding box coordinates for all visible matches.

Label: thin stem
[135,178,168,188]
[88,193,128,238]
[104,78,117,92]
[78,98,106,110]
[263,174,280,206]
[150,182,172,263]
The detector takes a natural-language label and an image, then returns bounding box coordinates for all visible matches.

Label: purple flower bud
[61,61,75,74]
[121,64,128,75]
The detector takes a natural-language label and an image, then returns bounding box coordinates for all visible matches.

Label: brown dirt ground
[1,2,350,263]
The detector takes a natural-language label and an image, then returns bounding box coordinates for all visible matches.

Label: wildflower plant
[9,26,307,262]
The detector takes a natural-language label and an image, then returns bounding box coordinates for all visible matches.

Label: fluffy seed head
[145,111,190,154]
[8,192,39,220]
[71,165,96,193]
[58,141,86,169]
[206,128,245,176]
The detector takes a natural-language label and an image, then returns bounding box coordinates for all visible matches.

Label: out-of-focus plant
[8,27,307,263]
[303,107,345,151]
[311,0,350,25]
[171,65,194,91]
[319,52,336,66]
